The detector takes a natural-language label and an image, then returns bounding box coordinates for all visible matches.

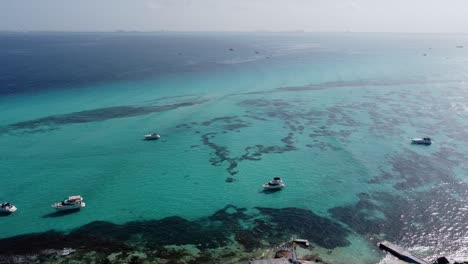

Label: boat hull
[52,202,86,211]
[144,134,160,140]
[263,184,285,189]
[411,140,431,145]
[0,206,17,214]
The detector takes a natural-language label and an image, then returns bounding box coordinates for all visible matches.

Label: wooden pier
[378,241,429,264]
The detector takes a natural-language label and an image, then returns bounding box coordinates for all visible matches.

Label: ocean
[1,32,468,263]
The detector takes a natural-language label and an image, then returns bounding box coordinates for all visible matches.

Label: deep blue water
[3,32,465,95]
[0,32,313,94]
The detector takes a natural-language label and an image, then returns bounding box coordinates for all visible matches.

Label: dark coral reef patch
[2,99,208,134]
[0,230,130,256]
[255,207,350,249]
[0,205,351,262]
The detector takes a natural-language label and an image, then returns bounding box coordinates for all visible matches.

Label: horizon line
[1,29,468,35]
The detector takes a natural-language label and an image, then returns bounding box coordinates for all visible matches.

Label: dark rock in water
[436,257,450,264]
[226,177,234,183]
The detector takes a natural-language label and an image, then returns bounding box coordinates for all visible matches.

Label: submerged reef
[193,113,298,176]
[243,79,461,95]
[0,205,349,263]
[1,99,209,134]
[183,98,358,177]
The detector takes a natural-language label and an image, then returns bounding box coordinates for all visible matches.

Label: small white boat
[411,137,432,145]
[144,133,161,140]
[263,177,285,189]
[0,202,17,214]
[52,195,86,211]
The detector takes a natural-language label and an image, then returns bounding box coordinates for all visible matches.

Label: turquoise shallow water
[1,33,468,263]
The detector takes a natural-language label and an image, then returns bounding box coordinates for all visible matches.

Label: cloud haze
[1,0,467,32]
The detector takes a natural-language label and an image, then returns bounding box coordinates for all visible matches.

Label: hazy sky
[1,0,468,32]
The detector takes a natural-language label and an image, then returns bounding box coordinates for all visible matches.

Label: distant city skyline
[1,0,468,33]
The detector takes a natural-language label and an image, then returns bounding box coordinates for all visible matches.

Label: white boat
[52,195,86,211]
[411,137,432,145]
[144,133,160,140]
[0,202,17,214]
[263,177,285,189]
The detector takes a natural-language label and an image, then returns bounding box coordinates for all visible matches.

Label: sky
[1,0,468,33]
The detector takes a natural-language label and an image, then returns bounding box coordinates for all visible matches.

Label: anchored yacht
[52,195,85,211]
[0,202,17,214]
[263,177,285,190]
[144,133,161,140]
[411,137,432,145]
